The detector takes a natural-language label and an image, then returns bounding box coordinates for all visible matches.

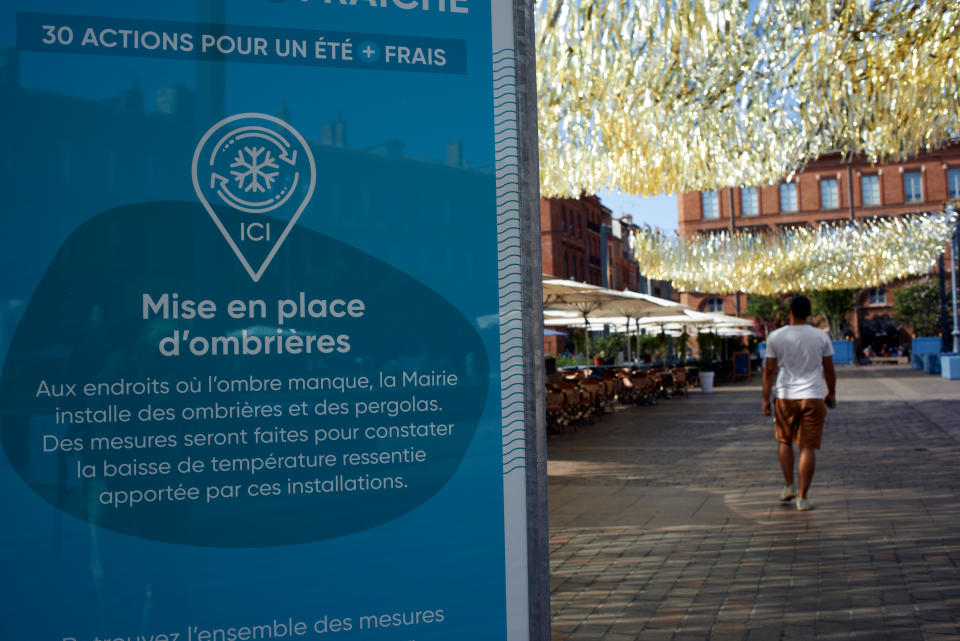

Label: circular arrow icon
[192,113,316,282]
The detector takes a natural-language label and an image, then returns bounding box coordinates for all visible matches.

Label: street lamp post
[951,215,960,354]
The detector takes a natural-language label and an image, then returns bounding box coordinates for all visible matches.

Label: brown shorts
[774,398,826,449]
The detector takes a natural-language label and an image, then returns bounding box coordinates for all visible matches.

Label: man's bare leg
[778,441,794,486]
[797,447,816,499]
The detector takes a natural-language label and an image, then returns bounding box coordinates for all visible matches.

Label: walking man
[761,295,836,511]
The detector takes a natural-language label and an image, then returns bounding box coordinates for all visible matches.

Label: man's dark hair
[790,295,812,320]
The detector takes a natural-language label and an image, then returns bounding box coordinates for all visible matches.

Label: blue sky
[597,189,679,233]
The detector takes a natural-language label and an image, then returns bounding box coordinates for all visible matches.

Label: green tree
[638,332,666,362]
[746,294,787,339]
[591,333,624,359]
[893,278,941,337]
[808,289,856,340]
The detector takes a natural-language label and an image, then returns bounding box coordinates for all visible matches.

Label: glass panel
[779,183,797,212]
[861,175,880,206]
[820,178,839,209]
[948,168,960,199]
[904,171,923,203]
[741,187,758,216]
[702,191,719,219]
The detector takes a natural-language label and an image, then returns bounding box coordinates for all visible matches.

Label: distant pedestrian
[761,295,837,511]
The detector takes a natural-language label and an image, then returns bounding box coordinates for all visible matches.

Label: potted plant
[697,332,719,393]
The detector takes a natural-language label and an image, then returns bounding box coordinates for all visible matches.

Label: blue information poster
[0,1,529,639]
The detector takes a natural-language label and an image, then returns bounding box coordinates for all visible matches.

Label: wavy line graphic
[494,48,524,480]
[501,446,527,458]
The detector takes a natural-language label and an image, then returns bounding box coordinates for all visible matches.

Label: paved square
[548,366,960,640]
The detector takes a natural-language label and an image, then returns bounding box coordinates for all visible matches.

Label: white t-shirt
[766,324,834,399]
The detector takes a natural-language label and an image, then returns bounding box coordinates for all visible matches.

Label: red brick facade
[540,196,677,354]
[677,143,960,346]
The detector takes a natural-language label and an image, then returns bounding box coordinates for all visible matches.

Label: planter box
[942,355,960,380]
[832,340,854,365]
[923,353,942,375]
[912,337,941,369]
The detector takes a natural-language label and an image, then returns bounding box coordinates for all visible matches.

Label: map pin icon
[192,113,316,282]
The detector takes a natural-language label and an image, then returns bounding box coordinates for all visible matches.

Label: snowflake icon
[193,112,317,282]
[230,146,279,193]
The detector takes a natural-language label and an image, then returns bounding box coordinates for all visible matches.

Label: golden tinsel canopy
[631,210,957,295]
[537,0,960,197]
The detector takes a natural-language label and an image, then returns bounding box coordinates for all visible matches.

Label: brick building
[677,143,960,347]
[542,195,619,287]
[540,195,678,294]
[540,195,676,354]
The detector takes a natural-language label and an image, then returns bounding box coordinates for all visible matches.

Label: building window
[741,187,758,217]
[779,182,798,213]
[868,288,887,306]
[561,208,566,233]
[820,178,839,210]
[861,174,880,206]
[948,167,960,199]
[702,191,720,219]
[564,253,570,279]
[904,170,923,203]
[706,298,724,313]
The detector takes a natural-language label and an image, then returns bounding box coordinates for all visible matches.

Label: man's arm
[823,355,836,408]
[762,356,777,416]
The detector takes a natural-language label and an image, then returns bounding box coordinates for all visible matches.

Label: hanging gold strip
[631,211,957,294]
[537,0,960,197]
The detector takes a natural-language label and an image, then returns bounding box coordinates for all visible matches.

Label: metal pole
[728,188,742,316]
[728,187,735,234]
[951,221,959,354]
[625,316,633,363]
[846,161,856,221]
[513,0,550,635]
[939,255,950,352]
[635,317,642,365]
[582,312,591,358]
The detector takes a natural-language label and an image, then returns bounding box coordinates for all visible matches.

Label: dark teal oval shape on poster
[0,202,489,547]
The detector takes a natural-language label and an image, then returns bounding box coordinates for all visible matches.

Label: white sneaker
[796,498,813,511]
[779,485,796,501]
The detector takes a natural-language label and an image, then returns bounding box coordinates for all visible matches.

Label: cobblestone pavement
[548,366,960,641]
